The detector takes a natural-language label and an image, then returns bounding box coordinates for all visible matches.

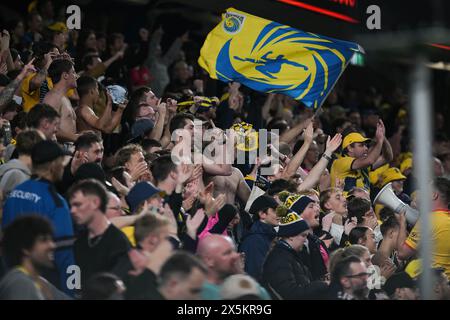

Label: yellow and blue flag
[199,8,364,110]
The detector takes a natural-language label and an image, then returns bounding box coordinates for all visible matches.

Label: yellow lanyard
[16,266,42,291]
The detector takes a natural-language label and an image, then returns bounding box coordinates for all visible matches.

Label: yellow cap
[47,22,68,33]
[369,163,389,186]
[400,157,413,174]
[342,132,370,150]
[380,167,406,186]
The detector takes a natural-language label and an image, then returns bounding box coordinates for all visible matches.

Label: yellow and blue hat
[277,212,310,237]
[283,194,315,216]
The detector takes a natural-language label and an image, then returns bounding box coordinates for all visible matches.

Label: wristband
[322,153,332,161]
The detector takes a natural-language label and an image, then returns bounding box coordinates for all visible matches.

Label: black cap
[31,140,71,165]
[383,272,416,296]
[249,195,278,215]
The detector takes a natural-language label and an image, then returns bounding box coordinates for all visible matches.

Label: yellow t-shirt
[20,73,45,112]
[330,155,371,195]
[121,226,136,247]
[20,74,76,112]
[405,209,450,278]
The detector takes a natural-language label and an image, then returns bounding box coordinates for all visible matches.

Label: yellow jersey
[330,155,371,195]
[405,209,450,278]
[20,73,47,112]
[20,73,76,112]
[121,226,136,247]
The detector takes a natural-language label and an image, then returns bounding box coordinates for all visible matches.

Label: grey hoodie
[0,159,31,199]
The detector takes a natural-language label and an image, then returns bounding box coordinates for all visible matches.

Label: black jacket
[239,220,276,281]
[262,240,328,300]
[299,233,330,281]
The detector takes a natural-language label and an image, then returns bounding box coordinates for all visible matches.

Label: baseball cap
[125,182,162,213]
[380,167,406,187]
[342,132,370,150]
[369,163,389,186]
[131,118,154,139]
[383,272,416,296]
[220,274,262,300]
[248,195,278,215]
[31,140,71,165]
[74,163,112,188]
[47,22,68,33]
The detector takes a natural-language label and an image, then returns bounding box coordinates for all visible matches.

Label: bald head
[196,234,241,282]
[197,234,234,258]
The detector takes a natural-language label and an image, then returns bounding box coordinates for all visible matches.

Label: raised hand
[43,52,54,69]
[155,99,167,114]
[0,30,10,52]
[70,150,89,175]
[205,193,226,217]
[303,122,314,144]
[177,163,194,185]
[186,208,206,239]
[334,177,345,190]
[166,98,178,114]
[193,79,204,93]
[325,133,343,154]
[182,194,196,211]
[228,82,241,110]
[129,161,149,182]
[186,164,203,184]
[111,177,130,196]
[321,212,335,232]
[375,119,385,142]
[344,217,358,235]
[379,259,396,280]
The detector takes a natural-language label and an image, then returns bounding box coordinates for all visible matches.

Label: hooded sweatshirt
[239,220,277,281]
[0,159,31,199]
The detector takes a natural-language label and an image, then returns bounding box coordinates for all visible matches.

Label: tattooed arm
[0,58,36,112]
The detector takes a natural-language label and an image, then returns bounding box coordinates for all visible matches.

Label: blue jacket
[239,220,276,281]
[2,178,75,295]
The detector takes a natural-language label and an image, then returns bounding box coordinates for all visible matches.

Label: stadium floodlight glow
[277,0,360,24]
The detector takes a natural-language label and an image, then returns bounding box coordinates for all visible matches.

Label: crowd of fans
[0,0,449,300]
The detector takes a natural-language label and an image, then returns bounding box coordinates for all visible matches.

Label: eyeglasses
[107,206,122,211]
[345,272,370,279]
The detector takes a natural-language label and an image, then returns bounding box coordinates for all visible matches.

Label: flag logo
[223,12,245,34]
